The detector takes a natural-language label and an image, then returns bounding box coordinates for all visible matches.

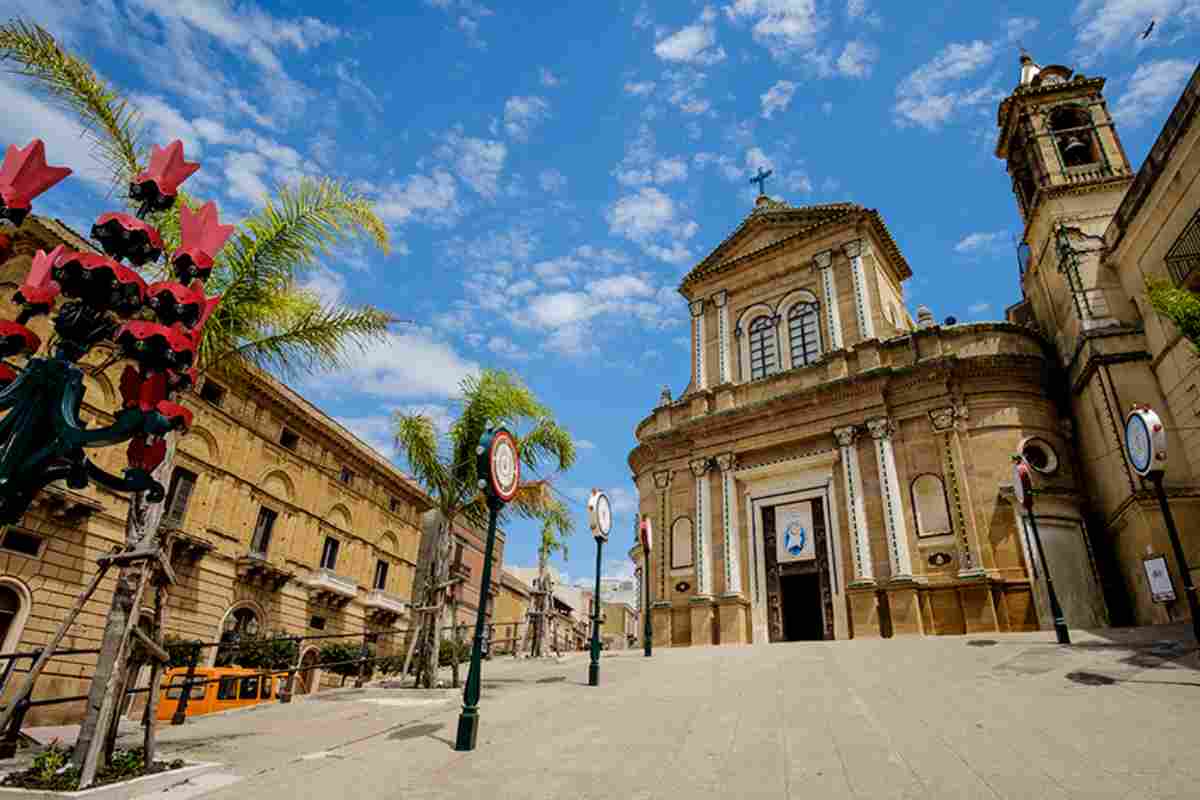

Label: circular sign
[587,489,612,541]
[1125,406,1166,477]
[928,552,953,567]
[674,581,690,593]
[639,516,653,552]
[487,429,520,502]
[1012,459,1032,510]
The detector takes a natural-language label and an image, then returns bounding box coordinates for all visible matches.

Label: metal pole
[455,495,500,752]
[643,545,652,657]
[1151,473,1200,644]
[171,642,201,725]
[1026,502,1070,644]
[588,537,604,686]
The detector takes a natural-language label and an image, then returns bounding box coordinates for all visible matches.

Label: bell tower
[996,53,1136,355]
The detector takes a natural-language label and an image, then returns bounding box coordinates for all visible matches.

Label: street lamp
[587,489,611,687]
[455,425,519,752]
[1013,456,1070,644]
[640,515,653,657]
[1124,405,1200,643]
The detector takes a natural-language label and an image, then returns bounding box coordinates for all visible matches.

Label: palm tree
[1,21,395,772]
[528,516,570,658]
[394,369,575,688]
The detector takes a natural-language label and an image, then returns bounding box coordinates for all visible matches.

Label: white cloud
[893,40,1000,129]
[836,40,877,78]
[335,414,396,459]
[654,14,727,65]
[967,302,992,315]
[131,93,204,156]
[539,168,568,194]
[1114,59,1197,125]
[424,0,494,48]
[954,231,1007,253]
[625,80,657,96]
[612,126,690,186]
[487,335,531,360]
[1072,0,1198,63]
[663,70,712,115]
[374,169,460,226]
[301,267,348,306]
[224,151,272,205]
[503,95,551,141]
[437,129,507,198]
[847,0,868,18]
[724,0,826,60]
[539,67,563,87]
[333,328,480,398]
[607,187,698,264]
[1005,16,1039,43]
[760,80,798,118]
[575,439,596,450]
[822,101,834,114]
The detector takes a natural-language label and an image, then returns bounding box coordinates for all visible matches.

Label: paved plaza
[39,624,1200,800]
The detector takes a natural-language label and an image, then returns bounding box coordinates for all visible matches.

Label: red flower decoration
[0,233,11,261]
[52,252,147,315]
[13,245,64,312]
[114,320,197,371]
[173,201,234,282]
[130,141,199,213]
[0,364,15,386]
[127,434,167,473]
[155,400,193,432]
[92,213,164,266]
[118,364,167,412]
[0,140,72,221]
[0,320,41,358]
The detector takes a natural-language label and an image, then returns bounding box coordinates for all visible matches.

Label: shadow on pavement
[1065,670,1200,688]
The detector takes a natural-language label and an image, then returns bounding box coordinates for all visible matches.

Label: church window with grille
[787,302,821,367]
[747,316,776,380]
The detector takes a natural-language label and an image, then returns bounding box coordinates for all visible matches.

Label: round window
[1020,437,1058,475]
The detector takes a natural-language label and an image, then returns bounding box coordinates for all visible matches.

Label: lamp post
[1013,456,1070,644]
[1124,405,1200,644]
[455,425,519,752]
[640,515,653,657]
[587,489,612,687]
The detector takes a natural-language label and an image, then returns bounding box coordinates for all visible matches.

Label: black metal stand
[588,537,603,686]
[455,495,500,752]
[1150,473,1200,644]
[643,545,652,657]
[1026,505,1070,645]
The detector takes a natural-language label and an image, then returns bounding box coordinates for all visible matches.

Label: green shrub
[318,641,373,685]
[214,630,298,670]
[438,638,470,666]
[162,635,203,669]
[1147,278,1200,348]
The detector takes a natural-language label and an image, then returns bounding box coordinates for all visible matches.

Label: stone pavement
[50,624,1200,799]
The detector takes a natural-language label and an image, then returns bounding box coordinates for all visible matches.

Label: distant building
[413,512,506,634]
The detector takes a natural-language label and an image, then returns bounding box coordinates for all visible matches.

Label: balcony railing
[364,589,407,617]
[1166,208,1200,290]
[302,568,358,608]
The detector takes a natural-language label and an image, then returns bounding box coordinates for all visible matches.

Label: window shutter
[165,470,196,526]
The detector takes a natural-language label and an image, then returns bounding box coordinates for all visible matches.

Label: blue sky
[3,0,1198,586]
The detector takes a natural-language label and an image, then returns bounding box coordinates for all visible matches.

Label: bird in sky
[1141,19,1156,39]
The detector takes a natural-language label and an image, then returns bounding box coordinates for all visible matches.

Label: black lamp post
[587,489,612,687]
[455,425,519,753]
[640,515,653,657]
[1013,456,1070,645]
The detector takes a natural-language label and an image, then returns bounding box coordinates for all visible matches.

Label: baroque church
[628,55,1200,645]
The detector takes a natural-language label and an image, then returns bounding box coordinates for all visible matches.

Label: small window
[670,517,694,569]
[1021,437,1059,475]
[250,507,277,557]
[1,529,43,558]
[787,302,821,368]
[338,467,354,485]
[320,537,340,570]
[748,316,777,380]
[389,497,402,514]
[911,474,952,537]
[199,381,225,406]
[217,677,238,700]
[260,678,272,699]
[373,559,389,591]
[238,676,260,699]
[164,468,197,528]
[309,615,326,630]
[165,677,205,700]
[279,428,300,451]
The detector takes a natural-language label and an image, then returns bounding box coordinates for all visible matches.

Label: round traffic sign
[1125,406,1166,477]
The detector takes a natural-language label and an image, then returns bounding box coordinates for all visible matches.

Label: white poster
[776,502,815,563]
[1144,556,1176,603]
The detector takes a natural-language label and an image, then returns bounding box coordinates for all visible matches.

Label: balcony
[450,561,472,580]
[235,554,293,592]
[364,589,408,622]
[303,568,358,608]
[1167,209,1200,290]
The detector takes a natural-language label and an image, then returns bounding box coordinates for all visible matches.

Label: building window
[279,428,300,451]
[338,466,354,486]
[320,536,340,570]
[747,316,776,380]
[373,559,389,591]
[0,585,19,650]
[0,529,43,558]
[670,517,694,569]
[309,615,326,630]
[389,497,402,514]
[163,468,198,528]
[787,302,821,367]
[199,380,225,406]
[250,507,277,556]
[911,474,952,537]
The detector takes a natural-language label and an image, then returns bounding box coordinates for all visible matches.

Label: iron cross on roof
[750,167,773,196]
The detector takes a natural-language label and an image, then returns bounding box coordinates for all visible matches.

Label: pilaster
[814,249,844,351]
[688,456,713,597]
[690,299,706,391]
[834,425,874,585]
[843,239,875,342]
[867,416,914,580]
[652,469,673,603]
[713,290,729,385]
[714,452,742,598]
[929,404,986,578]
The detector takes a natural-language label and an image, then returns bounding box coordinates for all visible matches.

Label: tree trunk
[533,546,548,658]
[449,599,460,689]
[412,515,453,689]
[72,434,176,769]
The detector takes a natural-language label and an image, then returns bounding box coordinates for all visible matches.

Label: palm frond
[518,416,576,474]
[0,20,143,183]
[393,412,451,504]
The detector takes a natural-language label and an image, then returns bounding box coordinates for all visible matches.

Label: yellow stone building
[0,217,431,723]
[629,55,1200,646]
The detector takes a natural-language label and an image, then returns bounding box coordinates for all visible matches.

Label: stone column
[843,239,875,342]
[928,404,986,579]
[688,457,713,597]
[866,417,913,580]
[713,290,730,385]
[834,426,873,585]
[814,249,844,351]
[714,453,742,597]
[689,299,706,391]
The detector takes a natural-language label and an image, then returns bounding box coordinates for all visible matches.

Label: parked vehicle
[156,667,287,721]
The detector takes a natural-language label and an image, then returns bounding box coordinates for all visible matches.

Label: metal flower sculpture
[0,138,223,524]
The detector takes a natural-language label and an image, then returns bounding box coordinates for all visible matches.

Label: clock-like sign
[483,428,520,502]
[1125,405,1166,477]
[587,489,612,542]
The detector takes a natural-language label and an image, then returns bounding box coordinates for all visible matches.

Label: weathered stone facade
[0,217,431,722]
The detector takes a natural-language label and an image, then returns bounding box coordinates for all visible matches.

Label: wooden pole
[142,578,169,764]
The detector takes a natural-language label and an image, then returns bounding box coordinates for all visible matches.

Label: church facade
[628,56,1200,645]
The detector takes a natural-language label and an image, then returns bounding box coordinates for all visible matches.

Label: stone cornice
[996,75,1108,157]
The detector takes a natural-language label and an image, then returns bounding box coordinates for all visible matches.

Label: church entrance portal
[762,501,833,642]
[781,573,824,641]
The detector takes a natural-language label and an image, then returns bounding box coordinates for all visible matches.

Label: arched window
[0,585,21,652]
[787,302,821,367]
[911,474,952,537]
[216,606,262,666]
[1048,106,1099,169]
[747,316,777,380]
[0,579,30,659]
[671,517,694,569]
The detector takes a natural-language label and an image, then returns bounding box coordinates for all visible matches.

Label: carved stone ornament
[657,385,672,407]
[688,457,711,477]
[712,289,728,308]
[714,452,737,472]
[689,299,705,318]
[866,416,895,440]
[929,404,968,432]
[842,239,862,259]
[833,425,859,448]
[652,469,673,490]
[813,250,832,270]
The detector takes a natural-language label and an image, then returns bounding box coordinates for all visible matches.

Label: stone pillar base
[651,604,673,648]
[716,594,749,645]
[885,582,925,636]
[957,582,1000,634]
[689,597,715,647]
[848,588,883,638]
